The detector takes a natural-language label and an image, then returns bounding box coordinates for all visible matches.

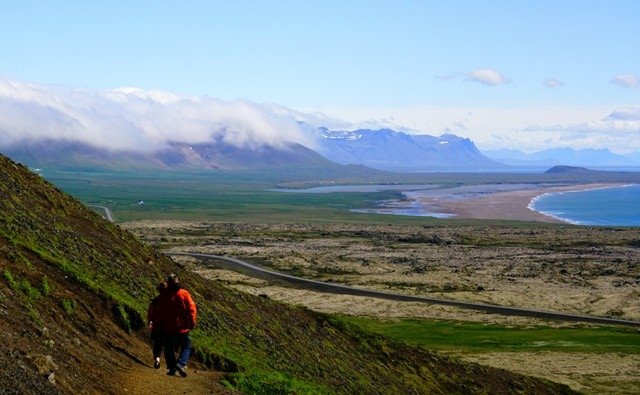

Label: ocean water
[530,184,640,226]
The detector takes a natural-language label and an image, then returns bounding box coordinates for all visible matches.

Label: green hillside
[0,154,575,394]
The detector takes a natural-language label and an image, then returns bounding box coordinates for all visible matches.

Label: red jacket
[159,288,197,335]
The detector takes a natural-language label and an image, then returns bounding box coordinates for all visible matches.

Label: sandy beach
[413,183,626,223]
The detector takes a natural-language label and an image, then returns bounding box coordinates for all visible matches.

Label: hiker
[161,274,197,377]
[147,282,168,369]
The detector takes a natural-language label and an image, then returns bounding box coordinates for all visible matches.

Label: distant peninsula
[544,165,591,174]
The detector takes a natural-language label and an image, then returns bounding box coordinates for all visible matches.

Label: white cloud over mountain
[1,78,639,156]
[0,79,320,151]
[319,105,640,154]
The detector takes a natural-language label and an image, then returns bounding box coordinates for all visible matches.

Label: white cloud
[314,105,640,154]
[604,108,640,121]
[0,79,319,151]
[435,73,460,81]
[466,68,510,86]
[2,78,639,156]
[543,78,564,88]
[611,73,639,89]
[507,108,640,152]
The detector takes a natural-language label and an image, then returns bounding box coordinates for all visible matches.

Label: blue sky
[1,1,639,152]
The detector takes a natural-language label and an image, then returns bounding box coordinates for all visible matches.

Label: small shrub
[61,298,76,315]
[6,249,33,270]
[27,304,43,325]
[226,371,325,395]
[2,269,18,292]
[20,278,42,300]
[114,304,131,332]
[40,276,51,296]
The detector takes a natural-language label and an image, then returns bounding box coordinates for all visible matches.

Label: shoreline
[412,183,629,223]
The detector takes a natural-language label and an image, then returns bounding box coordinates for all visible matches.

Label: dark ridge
[545,165,591,174]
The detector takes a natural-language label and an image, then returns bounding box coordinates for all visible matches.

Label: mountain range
[1,128,503,172]
[317,128,503,171]
[482,147,640,168]
[3,139,335,171]
[3,128,640,173]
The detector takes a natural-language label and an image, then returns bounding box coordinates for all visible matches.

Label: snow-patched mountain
[3,128,504,172]
[317,128,503,171]
[482,148,640,167]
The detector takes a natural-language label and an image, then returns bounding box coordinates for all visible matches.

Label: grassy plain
[344,317,640,354]
[43,167,640,223]
[44,168,640,394]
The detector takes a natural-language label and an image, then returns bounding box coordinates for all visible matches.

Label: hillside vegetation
[0,154,575,394]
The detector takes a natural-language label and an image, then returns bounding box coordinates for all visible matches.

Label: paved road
[167,251,640,328]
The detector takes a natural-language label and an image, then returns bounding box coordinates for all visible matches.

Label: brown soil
[120,364,231,395]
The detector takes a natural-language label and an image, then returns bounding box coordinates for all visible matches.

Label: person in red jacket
[147,282,168,369]
[161,273,197,377]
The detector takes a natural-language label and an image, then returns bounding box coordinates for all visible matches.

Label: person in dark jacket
[161,274,197,377]
[147,282,168,369]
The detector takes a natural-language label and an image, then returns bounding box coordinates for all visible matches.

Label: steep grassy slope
[0,154,575,394]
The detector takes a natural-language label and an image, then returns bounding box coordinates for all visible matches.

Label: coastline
[414,183,629,223]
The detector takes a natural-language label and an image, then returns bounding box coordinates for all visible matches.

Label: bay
[530,184,640,226]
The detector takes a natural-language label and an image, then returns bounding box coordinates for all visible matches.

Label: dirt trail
[119,362,232,395]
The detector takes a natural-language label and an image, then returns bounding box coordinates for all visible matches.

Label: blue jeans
[164,332,192,370]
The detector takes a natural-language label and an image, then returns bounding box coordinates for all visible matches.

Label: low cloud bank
[0,79,321,152]
[1,79,639,155]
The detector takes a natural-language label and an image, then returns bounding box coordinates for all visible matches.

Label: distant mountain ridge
[2,138,337,171]
[483,147,640,167]
[318,128,503,171]
[6,128,639,173]
[2,128,505,172]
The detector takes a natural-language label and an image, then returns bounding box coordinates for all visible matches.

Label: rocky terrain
[127,221,640,323]
[124,220,640,393]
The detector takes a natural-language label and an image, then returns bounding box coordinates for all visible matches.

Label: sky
[1,1,639,153]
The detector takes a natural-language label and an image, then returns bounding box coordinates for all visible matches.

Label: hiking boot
[176,364,187,377]
[154,358,160,369]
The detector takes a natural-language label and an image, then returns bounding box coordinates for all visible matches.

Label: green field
[344,316,640,354]
[45,169,410,222]
[41,168,610,225]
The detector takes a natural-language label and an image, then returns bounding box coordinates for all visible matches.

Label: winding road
[167,251,640,328]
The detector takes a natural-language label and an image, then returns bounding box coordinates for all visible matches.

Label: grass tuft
[225,371,330,395]
[2,269,18,292]
[40,276,51,296]
[21,278,42,300]
[61,298,76,315]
